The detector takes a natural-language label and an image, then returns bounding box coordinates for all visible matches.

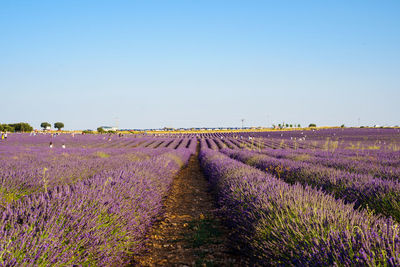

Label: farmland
[1,128,400,265]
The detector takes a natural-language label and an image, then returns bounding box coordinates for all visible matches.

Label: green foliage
[40,122,51,130]
[97,127,105,133]
[308,123,317,128]
[82,130,94,134]
[0,187,26,204]
[0,124,15,132]
[7,122,33,132]
[341,124,345,128]
[94,152,110,158]
[54,122,64,130]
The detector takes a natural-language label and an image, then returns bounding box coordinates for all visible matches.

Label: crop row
[257,147,400,181]
[221,148,400,222]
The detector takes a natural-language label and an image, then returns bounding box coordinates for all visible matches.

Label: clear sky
[1,1,399,130]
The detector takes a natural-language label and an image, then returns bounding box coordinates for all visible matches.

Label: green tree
[308,123,317,128]
[40,122,51,130]
[341,124,345,128]
[3,125,15,132]
[7,126,15,132]
[54,122,64,131]
[297,124,301,128]
[97,127,105,133]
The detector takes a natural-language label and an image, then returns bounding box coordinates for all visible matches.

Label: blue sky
[1,1,399,130]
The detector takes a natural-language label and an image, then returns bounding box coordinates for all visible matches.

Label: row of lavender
[0,135,196,265]
[199,140,400,265]
[222,148,400,221]
[257,147,400,178]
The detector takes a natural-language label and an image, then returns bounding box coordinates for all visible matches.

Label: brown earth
[132,150,248,266]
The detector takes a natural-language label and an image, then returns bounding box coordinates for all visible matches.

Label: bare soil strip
[133,150,247,266]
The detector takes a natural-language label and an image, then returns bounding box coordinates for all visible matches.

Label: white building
[99,126,118,132]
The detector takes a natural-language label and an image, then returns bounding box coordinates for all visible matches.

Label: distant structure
[99,126,118,132]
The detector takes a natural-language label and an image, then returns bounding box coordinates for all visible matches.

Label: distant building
[99,126,117,132]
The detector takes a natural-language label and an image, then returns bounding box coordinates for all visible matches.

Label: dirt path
[133,149,247,266]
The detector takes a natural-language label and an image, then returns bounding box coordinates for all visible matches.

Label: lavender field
[0,134,195,265]
[1,128,400,265]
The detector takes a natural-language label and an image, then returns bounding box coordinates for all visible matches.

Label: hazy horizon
[1,1,399,130]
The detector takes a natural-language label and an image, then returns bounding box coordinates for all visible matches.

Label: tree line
[0,122,65,132]
[0,123,33,132]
